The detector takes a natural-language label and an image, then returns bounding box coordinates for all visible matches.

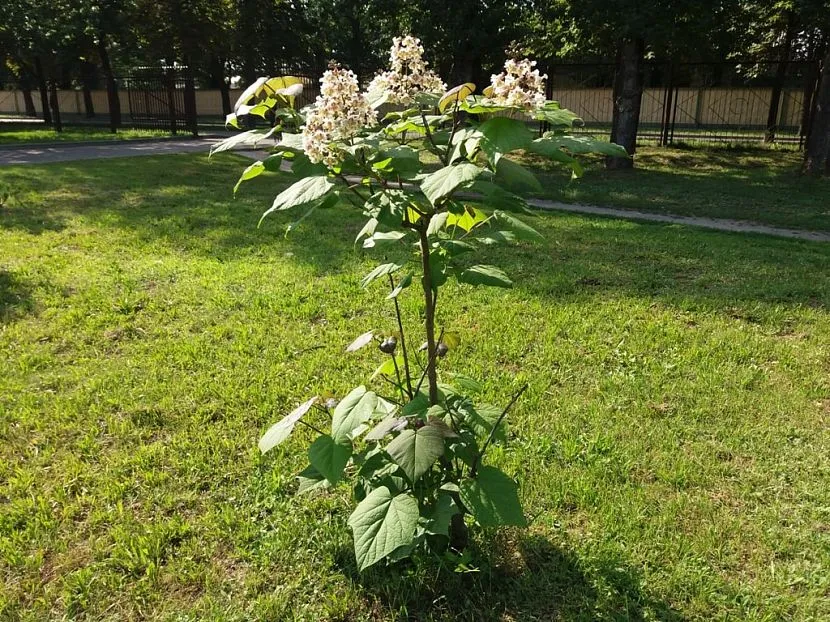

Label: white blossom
[301,63,377,167]
[489,58,547,111]
[367,35,446,105]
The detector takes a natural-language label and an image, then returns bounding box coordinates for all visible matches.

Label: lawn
[0,127,173,145]
[522,146,830,232]
[1,153,829,621]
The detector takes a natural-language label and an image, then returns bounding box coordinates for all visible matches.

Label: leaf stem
[297,419,326,436]
[470,383,528,477]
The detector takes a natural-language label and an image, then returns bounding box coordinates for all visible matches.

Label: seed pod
[379,336,397,354]
[436,342,449,358]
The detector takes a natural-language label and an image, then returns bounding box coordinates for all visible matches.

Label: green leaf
[425,492,460,537]
[235,161,266,195]
[262,176,335,221]
[533,105,583,129]
[332,386,378,444]
[544,135,628,158]
[348,487,419,571]
[363,231,407,249]
[494,158,542,194]
[427,212,449,237]
[371,355,404,380]
[421,162,485,206]
[361,263,401,288]
[492,211,544,242]
[457,402,506,443]
[386,273,413,299]
[296,465,329,495]
[438,83,476,112]
[457,265,512,288]
[527,138,583,178]
[355,218,378,244]
[459,466,526,527]
[402,393,430,417]
[262,154,283,172]
[258,397,319,453]
[478,116,534,166]
[210,130,270,155]
[446,206,488,232]
[346,330,375,352]
[308,435,352,484]
[386,425,446,483]
[365,416,408,442]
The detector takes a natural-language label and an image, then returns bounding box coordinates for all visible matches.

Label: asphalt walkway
[1,138,827,242]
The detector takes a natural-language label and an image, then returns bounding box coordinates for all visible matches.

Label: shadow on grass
[337,535,681,621]
[2,154,829,312]
[0,270,34,322]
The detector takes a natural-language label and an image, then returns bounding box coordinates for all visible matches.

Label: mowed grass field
[1,153,829,621]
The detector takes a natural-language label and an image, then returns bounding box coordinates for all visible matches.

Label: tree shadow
[337,534,682,621]
[0,270,34,322]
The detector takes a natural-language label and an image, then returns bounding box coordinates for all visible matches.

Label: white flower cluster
[489,58,547,110]
[302,64,377,167]
[367,35,446,105]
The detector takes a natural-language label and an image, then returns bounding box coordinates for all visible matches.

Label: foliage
[219,41,626,570]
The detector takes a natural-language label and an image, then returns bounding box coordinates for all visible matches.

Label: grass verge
[1,154,828,620]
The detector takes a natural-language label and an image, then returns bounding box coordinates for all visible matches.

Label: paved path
[2,139,827,242]
[0,137,218,165]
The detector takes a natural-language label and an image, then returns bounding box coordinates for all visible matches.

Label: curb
[0,134,226,151]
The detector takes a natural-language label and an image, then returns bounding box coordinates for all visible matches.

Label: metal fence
[1,60,822,148]
[543,60,821,148]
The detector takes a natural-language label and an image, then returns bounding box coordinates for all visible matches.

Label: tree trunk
[48,81,62,132]
[81,61,96,117]
[98,37,121,131]
[22,89,36,117]
[607,38,644,170]
[803,45,830,176]
[34,57,52,126]
[210,56,231,116]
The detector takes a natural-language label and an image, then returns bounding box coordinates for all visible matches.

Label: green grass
[522,146,830,231]
[1,154,829,621]
[0,127,173,145]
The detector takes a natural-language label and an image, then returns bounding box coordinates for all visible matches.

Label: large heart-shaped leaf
[263,175,334,219]
[478,116,534,166]
[459,466,526,527]
[494,158,541,194]
[421,162,485,206]
[332,386,378,443]
[425,492,460,537]
[492,211,544,242]
[308,435,352,484]
[386,424,446,483]
[457,265,513,288]
[258,397,318,454]
[348,486,419,570]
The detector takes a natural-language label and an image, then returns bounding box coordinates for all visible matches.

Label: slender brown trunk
[803,45,830,176]
[98,37,121,131]
[418,223,439,405]
[607,38,644,170]
[211,56,231,116]
[34,57,52,125]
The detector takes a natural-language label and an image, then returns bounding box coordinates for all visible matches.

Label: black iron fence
[1,59,823,149]
[543,59,821,148]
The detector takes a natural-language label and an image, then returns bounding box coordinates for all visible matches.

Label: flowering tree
[214,36,626,571]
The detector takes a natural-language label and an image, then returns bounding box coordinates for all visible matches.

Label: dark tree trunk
[766,14,795,143]
[22,89,37,117]
[803,45,830,176]
[183,59,198,136]
[48,80,62,132]
[81,61,96,117]
[608,38,644,170]
[34,57,52,125]
[98,37,121,131]
[210,56,231,116]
